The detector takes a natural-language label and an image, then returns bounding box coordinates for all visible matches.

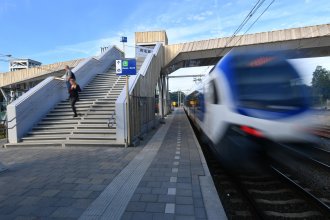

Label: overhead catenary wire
[215,0,268,57]
[232,0,276,47]
[230,0,265,41]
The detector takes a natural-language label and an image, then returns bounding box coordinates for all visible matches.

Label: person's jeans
[70,97,78,116]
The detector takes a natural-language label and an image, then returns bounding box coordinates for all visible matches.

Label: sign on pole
[116,59,137,76]
[116,60,122,74]
[115,58,136,147]
[120,36,127,43]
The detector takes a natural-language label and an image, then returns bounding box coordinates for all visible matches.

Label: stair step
[79,120,108,124]
[80,92,109,96]
[57,102,93,106]
[69,135,116,140]
[84,86,113,89]
[84,116,112,119]
[55,104,95,108]
[85,111,114,115]
[28,130,72,135]
[33,125,76,130]
[22,136,67,141]
[47,112,88,117]
[77,125,115,129]
[38,121,79,125]
[42,117,83,121]
[51,108,74,112]
[73,129,115,134]
[5,140,124,148]
[90,105,115,109]
[80,92,110,95]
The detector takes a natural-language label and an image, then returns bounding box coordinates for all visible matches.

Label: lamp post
[120,37,127,58]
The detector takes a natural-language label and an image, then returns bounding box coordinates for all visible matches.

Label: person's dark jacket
[65,69,76,81]
[69,85,81,99]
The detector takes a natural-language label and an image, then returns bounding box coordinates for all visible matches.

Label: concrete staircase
[6,69,126,147]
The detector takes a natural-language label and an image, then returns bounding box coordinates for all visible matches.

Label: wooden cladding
[135,31,168,45]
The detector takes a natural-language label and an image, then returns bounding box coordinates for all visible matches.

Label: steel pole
[126,75,130,147]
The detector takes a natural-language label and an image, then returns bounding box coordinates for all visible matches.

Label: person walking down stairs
[65,65,76,92]
[69,78,81,117]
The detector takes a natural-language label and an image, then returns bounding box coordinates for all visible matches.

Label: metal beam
[168,74,205,78]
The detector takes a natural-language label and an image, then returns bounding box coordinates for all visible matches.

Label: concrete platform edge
[184,112,228,220]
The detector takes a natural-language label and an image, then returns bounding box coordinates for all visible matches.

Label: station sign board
[120,36,128,43]
[116,59,136,75]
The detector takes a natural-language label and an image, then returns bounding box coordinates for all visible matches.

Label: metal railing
[129,96,158,140]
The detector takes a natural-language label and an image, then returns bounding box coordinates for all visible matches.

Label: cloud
[0,0,16,14]
[22,34,138,65]
[224,2,233,7]
[187,10,213,21]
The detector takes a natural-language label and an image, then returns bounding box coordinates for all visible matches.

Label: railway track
[274,142,330,169]
[267,142,330,217]
[271,166,330,214]
[204,144,328,219]
[187,112,330,219]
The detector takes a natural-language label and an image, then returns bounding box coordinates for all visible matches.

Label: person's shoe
[73,114,78,118]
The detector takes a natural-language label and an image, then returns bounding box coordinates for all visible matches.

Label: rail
[275,142,330,170]
[271,166,330,215]
[7,46,124,143]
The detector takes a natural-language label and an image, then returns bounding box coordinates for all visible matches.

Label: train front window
[234,63,306,112]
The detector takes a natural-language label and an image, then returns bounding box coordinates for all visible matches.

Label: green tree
[311,66,330,105]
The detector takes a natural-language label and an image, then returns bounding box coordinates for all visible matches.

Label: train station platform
[0,109,226,220]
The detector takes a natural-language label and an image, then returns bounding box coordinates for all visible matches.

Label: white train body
[185,51,316,154]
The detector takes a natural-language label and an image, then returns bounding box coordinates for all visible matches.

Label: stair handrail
[128,43,162,95]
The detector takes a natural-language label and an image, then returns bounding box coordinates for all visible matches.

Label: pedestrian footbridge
[3,23,330,147]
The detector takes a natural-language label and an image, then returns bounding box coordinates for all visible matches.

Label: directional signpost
[116,59,137,147]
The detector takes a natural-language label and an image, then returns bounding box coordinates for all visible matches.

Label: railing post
[126,75,130,147]
[5,115,8,144]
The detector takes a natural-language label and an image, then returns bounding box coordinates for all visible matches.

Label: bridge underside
[163,35,330,74]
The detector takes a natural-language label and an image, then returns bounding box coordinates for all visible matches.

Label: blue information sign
[120,36,127,43]
[116,59,136,76]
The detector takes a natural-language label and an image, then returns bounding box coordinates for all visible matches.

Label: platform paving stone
[0,110,225,219]
[0,146,141,219]
[121,110,212,220]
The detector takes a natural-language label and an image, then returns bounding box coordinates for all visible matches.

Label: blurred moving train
[184,50,317,168]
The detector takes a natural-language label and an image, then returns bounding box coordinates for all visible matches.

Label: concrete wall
[7,46,124,143]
